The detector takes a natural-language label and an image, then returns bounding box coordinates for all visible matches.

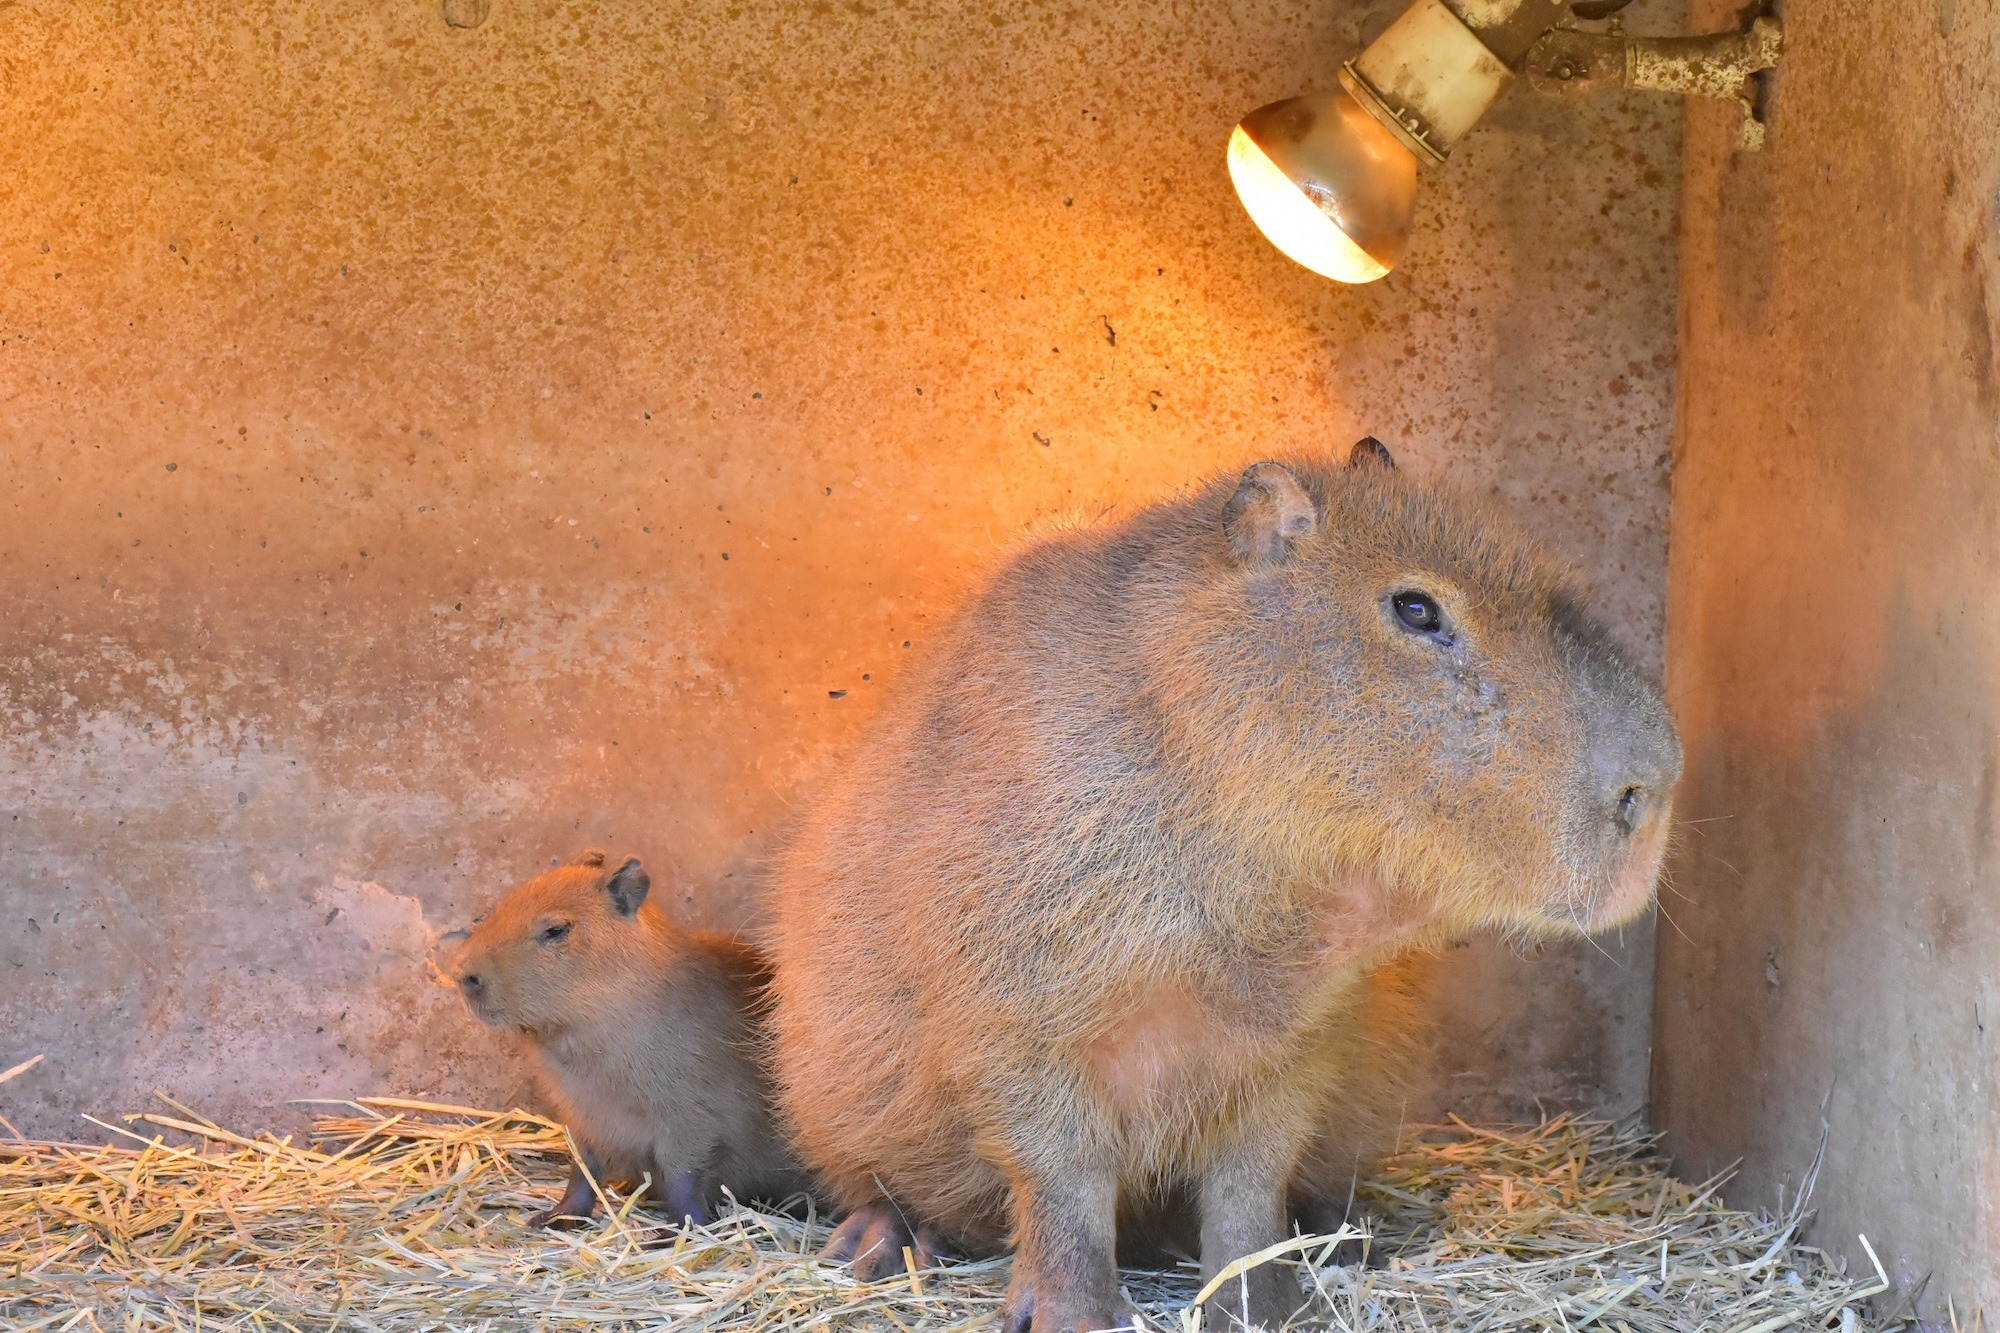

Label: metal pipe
[1524,14,1783,149]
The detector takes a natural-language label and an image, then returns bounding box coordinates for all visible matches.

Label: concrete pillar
[1659,1,2000,1320]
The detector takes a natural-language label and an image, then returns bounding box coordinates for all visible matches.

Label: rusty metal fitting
[1524,13,1783,149]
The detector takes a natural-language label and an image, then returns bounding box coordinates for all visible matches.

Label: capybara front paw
[1201,1262,1301,1331]
[823,1200,940,1283]
[1002,1277,1135,1333]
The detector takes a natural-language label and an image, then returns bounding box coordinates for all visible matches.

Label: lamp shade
[1227,87,1419,284]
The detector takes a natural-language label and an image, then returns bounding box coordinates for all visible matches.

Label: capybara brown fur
[1122,953,1430,1268]
[1283,953,1430,1244]
[452,851,808,1229]
[766,441,1681,1331]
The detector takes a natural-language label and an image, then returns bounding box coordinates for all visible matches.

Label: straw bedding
[1,1094,1899,1332]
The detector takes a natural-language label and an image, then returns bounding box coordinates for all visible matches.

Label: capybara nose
[458,972,484,995]
[1612,784,1649,836]
[1592,728,1679,837]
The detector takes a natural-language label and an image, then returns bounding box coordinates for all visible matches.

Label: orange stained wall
[0,0,1682,1132]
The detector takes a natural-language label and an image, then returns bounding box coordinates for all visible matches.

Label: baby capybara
[767,442,1680,1331]
[452,851,807,1228]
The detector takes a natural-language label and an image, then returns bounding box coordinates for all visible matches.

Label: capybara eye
[1391,591,1448,640]
[538,921,572,946]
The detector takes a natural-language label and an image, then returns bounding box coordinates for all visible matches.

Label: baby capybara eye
[538,921,572,945]
[1391,590,1447,639]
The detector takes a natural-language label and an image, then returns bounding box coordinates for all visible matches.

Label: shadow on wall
[1660,577,2000,1304]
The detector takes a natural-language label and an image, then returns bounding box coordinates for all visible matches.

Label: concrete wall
[0,0,1682,1137]
[1656,0,2000,1321]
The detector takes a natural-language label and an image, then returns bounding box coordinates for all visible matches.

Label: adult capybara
[452,851,808,1228]
[767,440,1681,1330]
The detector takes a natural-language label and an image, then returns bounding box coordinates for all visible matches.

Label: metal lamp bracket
[1524,12,1784,150]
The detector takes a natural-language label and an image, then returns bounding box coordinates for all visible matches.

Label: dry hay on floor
[0,1096,1899,1332]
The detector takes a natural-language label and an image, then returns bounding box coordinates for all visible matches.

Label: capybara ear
[604,858,650,917]
[1222,461,1319,568]
[570,849,608,868]
[1348,436,1395,470]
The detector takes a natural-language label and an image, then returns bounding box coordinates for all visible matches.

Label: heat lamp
[1229,0,1784,283]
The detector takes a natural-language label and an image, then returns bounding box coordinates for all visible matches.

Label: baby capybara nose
[458,971,484,996]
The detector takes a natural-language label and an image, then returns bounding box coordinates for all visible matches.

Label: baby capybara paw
[661,1168,713,1228]
[527,1204,593,1231]
[822,1201,942,1283]
[528,1166,601,1231]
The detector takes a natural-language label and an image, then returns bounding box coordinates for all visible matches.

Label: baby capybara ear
[1222,461,1319,568]
[570,848,609,868]
[604,858,650,917]
[1348,435,1395,470]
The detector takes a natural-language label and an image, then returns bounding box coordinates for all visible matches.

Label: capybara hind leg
[1199,1149,1300,1330]
[1003,1169,1131,1333]
[530,1153,603,1231]
[823,1200,941,1283]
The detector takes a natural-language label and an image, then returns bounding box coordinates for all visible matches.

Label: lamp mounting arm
[1523,13,1784,149]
